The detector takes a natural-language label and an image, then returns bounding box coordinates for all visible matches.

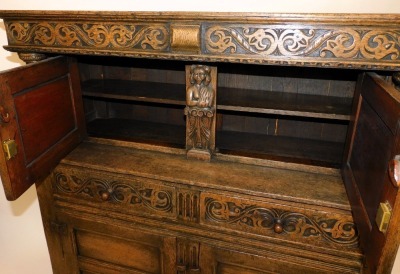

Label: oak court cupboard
[1,10,400,273]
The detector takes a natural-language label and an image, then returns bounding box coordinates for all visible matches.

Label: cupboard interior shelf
[82,79,185,106]
[82,79,352,121]
[86,118,186,149]
[87,118,343,167]
[217,87,352,121]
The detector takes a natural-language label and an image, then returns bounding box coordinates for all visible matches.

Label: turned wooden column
[17,52,47,64]
[184,64,217,161]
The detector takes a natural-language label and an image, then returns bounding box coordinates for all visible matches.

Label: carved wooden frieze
[5,22,169,51]
[53,170,175,216]
[185,64,217,161]
[1,11,400,70]
[201,193,359,249]
[204,24,400,67]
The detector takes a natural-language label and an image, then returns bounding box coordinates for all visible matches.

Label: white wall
[1,1,400,273]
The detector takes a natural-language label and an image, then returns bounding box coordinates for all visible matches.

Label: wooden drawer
[52,165,177,220]
[200,192,359,252]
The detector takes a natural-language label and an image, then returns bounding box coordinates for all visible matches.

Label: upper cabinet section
[1,11,400,70]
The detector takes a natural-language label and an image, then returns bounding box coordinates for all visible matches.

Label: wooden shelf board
[86,118,343,168]
[82,79,352,120]
[217,130,344,168]
[86,118,186,149]
[218,87,352,121]
[82,79,185,106]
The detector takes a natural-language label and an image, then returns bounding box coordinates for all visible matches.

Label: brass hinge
[375,201,392,233]
[3,139,17,160]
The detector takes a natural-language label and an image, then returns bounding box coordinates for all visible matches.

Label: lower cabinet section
[47,217,357,274]
[35,144,363,274]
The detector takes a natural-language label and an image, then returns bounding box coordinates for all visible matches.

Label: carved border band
[204,24,400,62]
[201,193,359,249]
[6,22,169,51]
[4,20,400,69]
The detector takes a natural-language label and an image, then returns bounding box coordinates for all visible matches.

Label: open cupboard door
[344,72,400,273]
[0,56,85,201]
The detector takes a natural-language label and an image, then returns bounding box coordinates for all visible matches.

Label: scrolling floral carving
[4,20,400,69]
[204,197,358,248]
[54,172,173,213]
[6,22,169,50]
[205,25,400,61]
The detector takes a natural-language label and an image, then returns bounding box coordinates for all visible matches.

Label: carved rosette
[205,24,400,63]
[54,172,174,214]
[203,196,358,249]
[6,22,169,51]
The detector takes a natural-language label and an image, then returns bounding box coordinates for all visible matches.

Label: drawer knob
[274,219,283,234]
[100,190,111,201]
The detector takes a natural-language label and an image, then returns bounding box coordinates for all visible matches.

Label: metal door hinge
[3,139,17,160]
[376,201,392,233]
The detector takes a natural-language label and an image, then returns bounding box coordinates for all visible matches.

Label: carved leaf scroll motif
[205,25,400,60]
[185,108,214,150]
[54,172,173,213]
[7,22,169,50]
[204,197,358,248]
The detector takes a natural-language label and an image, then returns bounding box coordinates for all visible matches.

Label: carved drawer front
[52,166,176,219]
[200,192,358,251]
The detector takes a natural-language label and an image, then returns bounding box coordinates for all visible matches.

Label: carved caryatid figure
[185,65,217,161]
[186,65,214,108]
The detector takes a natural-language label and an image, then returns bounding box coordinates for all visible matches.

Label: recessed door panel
[0,56,85,200]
